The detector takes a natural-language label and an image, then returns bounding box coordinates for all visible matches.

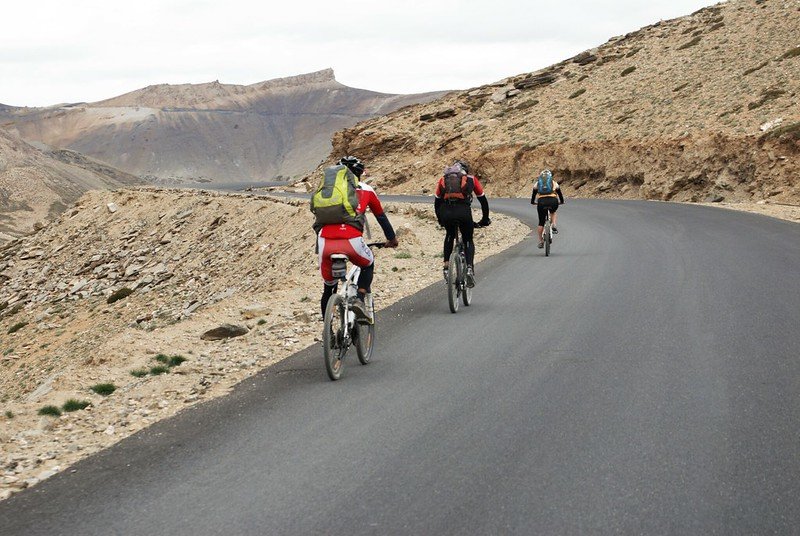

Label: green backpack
[310,164,363,233]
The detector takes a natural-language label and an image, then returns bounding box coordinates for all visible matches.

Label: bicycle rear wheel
[354,320,374,365]
[323,294,347,380]
[447,253,460,313]
[544,221,551,257]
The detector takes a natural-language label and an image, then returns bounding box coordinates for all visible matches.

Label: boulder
[201,324,249,341]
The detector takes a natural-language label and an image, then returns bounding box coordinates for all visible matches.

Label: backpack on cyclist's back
[310,164,364,233]
[537,174,554,195]
[442,165,474,203]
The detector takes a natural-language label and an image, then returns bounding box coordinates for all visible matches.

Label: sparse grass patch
[5,410,14,419]
[150,366,169,375]
[168,355,187,367]
[569,88,587,99]
[130,369,148,378]
[300,296,310,302]
[90,383,117,396]
[62,399,90,412]
[107,287,134,304]
[154,353,170,364]
[257,318,267,325]
[620,67,637,77]
[394,251,412,259]
[7,322,27,334]
[391,267,399,272]
[577,75,589,82]
[38,405,62,417]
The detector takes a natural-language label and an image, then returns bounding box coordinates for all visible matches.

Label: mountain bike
[446,222,486,313]
[322,243,384,381]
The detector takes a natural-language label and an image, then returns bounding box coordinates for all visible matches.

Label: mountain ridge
[0,69,449,184]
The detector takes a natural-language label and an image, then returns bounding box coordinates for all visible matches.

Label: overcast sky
[1,0,718,107]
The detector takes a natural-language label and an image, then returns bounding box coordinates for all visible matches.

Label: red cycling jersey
[319,184,385,239]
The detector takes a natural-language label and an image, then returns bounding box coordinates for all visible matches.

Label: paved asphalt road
[2,198,799,535]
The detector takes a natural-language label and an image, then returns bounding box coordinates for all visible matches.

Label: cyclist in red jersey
[434,160,490,288]
[318,156,398,323]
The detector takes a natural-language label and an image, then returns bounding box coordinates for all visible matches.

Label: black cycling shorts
[536,197,559,226]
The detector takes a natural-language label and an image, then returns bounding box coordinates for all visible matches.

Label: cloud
[0,0,715,106]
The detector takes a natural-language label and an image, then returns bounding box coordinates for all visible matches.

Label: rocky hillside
[0,69,448,186]
[0,128,141,243]
[0,188,527,500]
[317,0,799,205]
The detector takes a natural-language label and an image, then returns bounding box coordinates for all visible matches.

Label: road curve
[2,198,799,535]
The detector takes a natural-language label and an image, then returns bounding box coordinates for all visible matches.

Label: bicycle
[322,243,384,381]
[445,221,486,313]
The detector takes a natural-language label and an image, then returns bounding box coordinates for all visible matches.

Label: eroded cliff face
[0,70,448,185]
[315,0,799,205]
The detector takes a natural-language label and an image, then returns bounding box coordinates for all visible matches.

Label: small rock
[107,203,119,213]
[201,324,249,341]
[706,193,725,203]
[241,304,271,319]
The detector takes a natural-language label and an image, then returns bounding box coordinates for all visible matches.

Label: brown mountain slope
[318,0,799,204]
[0,129,142,242]
[0,69,448,186]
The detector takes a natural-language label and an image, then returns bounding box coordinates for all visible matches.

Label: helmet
[538,169,552,181]
[454,159,470,174]
[338,156,365,178]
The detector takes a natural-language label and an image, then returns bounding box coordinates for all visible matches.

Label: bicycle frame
[331,255,360,344]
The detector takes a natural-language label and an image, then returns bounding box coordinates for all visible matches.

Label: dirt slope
[313,0,799,205]
[0,70,448,185]
[0,129,141,243]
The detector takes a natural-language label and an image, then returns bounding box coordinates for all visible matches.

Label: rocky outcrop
[311,0,800,206]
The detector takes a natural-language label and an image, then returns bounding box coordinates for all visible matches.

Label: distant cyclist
[434,160,490,287]
[313,156,398,323]
[530,169,564,249]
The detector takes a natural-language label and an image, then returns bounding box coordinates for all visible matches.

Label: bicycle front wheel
[323,294,347,380]
[447,253,460,313]
[354,320,375,365]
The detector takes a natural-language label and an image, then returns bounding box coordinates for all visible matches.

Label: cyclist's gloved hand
[478,217,491,227]
[384,238,399,248]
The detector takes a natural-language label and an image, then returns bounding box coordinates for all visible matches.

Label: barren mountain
[314,0,799,205]
[0,69,447,186]
[0,129,141,243]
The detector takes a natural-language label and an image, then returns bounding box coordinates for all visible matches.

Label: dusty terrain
[305,0,799,207]
[0,188,528,500]
[0,128,141,243]
[0,69,448,185]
